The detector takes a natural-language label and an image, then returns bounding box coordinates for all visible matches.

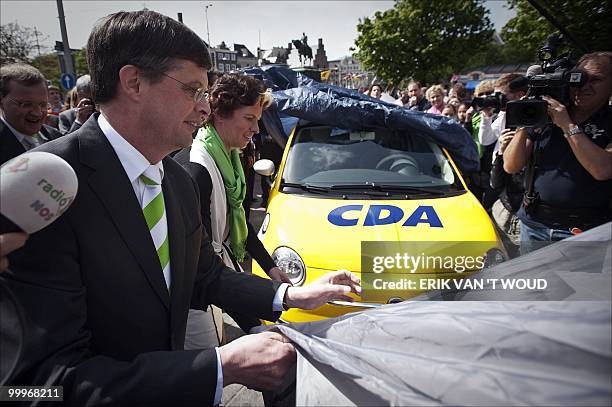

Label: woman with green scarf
[176,73,290,350]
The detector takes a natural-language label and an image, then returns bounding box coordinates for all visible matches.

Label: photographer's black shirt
[518,104,612,228]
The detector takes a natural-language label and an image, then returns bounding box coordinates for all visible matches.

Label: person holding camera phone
[58,74,95,135]
[478,74,528,152]
[503,51,612,254]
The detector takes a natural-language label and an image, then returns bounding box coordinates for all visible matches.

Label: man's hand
[498,128,515,154]
[268,266,293,284]
[542,95,573,133]
[218,331,296,390]
[76,98,95,124]
[409,96,418,107]
[284,270,361,310]
[0,232,28,272]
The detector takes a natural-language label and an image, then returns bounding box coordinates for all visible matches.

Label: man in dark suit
[0,63,62,165]
[0,10,359,406]
[58,74,95,135]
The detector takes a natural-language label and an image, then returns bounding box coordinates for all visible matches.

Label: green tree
[0,22,47,64]
[31,48,89,88]
[354,0,493,85]
[74,48,89,76]
[501,0,612,62]
[31,53,61,86]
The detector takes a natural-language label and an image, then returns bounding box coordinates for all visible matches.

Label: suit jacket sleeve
[178,160,282,323]
[59,110,82,135]
[58,110,72,135]
[178,159,277,333]
[68,120,83,135]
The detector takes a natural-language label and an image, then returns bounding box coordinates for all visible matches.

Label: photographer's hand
[499,128,515,154]
[542,95,573,133]
[482,106,494,118]
[76,98,95,124]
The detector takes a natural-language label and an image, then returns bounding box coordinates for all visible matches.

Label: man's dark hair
[0,63,46,97]
[451,83,467,99]
[206,73,270,124]
[86,10,212,103]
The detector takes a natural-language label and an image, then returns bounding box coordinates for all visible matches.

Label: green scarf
[199,125,248,262]
[471,111,484,158]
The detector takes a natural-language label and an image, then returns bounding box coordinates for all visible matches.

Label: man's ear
[117,65,143,102]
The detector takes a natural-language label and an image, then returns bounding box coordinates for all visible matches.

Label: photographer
[504,51,612,254]
[478,74,528,210]
[478,74,528,151]
[58,74,95,135]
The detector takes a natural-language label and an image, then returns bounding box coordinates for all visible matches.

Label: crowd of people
[0,8,611,405]
[363,60,611,256]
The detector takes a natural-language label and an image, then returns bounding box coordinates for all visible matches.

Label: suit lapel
[78,115,170,309]
[0,121,26,163]
[162,163,187,330]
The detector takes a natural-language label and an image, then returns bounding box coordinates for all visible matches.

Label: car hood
[261,191,498,272]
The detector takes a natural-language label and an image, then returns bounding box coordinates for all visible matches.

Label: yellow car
[253,123,505,323]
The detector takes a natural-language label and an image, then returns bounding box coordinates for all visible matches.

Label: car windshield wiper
[279,182,331,193]
[328,183,447,196]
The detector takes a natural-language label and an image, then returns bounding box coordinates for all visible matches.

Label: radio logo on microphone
[32,178,75,221]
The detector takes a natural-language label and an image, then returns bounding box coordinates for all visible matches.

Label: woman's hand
[268,266,293,284]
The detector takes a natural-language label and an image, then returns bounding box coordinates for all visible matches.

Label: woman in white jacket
[176,73,290,350]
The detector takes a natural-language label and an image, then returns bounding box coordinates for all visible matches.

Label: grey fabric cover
[278,223,612,406]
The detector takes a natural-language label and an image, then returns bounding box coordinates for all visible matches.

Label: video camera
[471,92,507,110]
[506,34,587,128]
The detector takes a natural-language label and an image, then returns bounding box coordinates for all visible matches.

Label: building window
[231,64,236,70]
[231,54,236,61]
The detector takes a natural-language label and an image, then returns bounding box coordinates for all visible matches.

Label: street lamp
[204,3,212,46]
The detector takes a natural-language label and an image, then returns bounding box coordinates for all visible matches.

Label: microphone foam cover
[1,152,78,233]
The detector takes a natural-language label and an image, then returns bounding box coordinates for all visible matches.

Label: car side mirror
[253,159,275,177]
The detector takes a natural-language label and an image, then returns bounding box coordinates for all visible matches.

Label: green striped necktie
[140,166,171,290]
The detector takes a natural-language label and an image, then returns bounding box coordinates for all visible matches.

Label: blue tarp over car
[242,65,480,173]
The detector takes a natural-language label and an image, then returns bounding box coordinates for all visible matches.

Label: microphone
[0,152,78,234]
[526,65,543,78]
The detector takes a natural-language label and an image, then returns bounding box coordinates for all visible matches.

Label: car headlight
[272,247,306,286]
[482,248,507,269]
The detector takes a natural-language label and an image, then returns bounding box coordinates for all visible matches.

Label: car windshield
[282,126,464,193]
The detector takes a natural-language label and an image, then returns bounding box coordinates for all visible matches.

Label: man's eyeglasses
[4,95,48,111]
[157,71,209,104]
